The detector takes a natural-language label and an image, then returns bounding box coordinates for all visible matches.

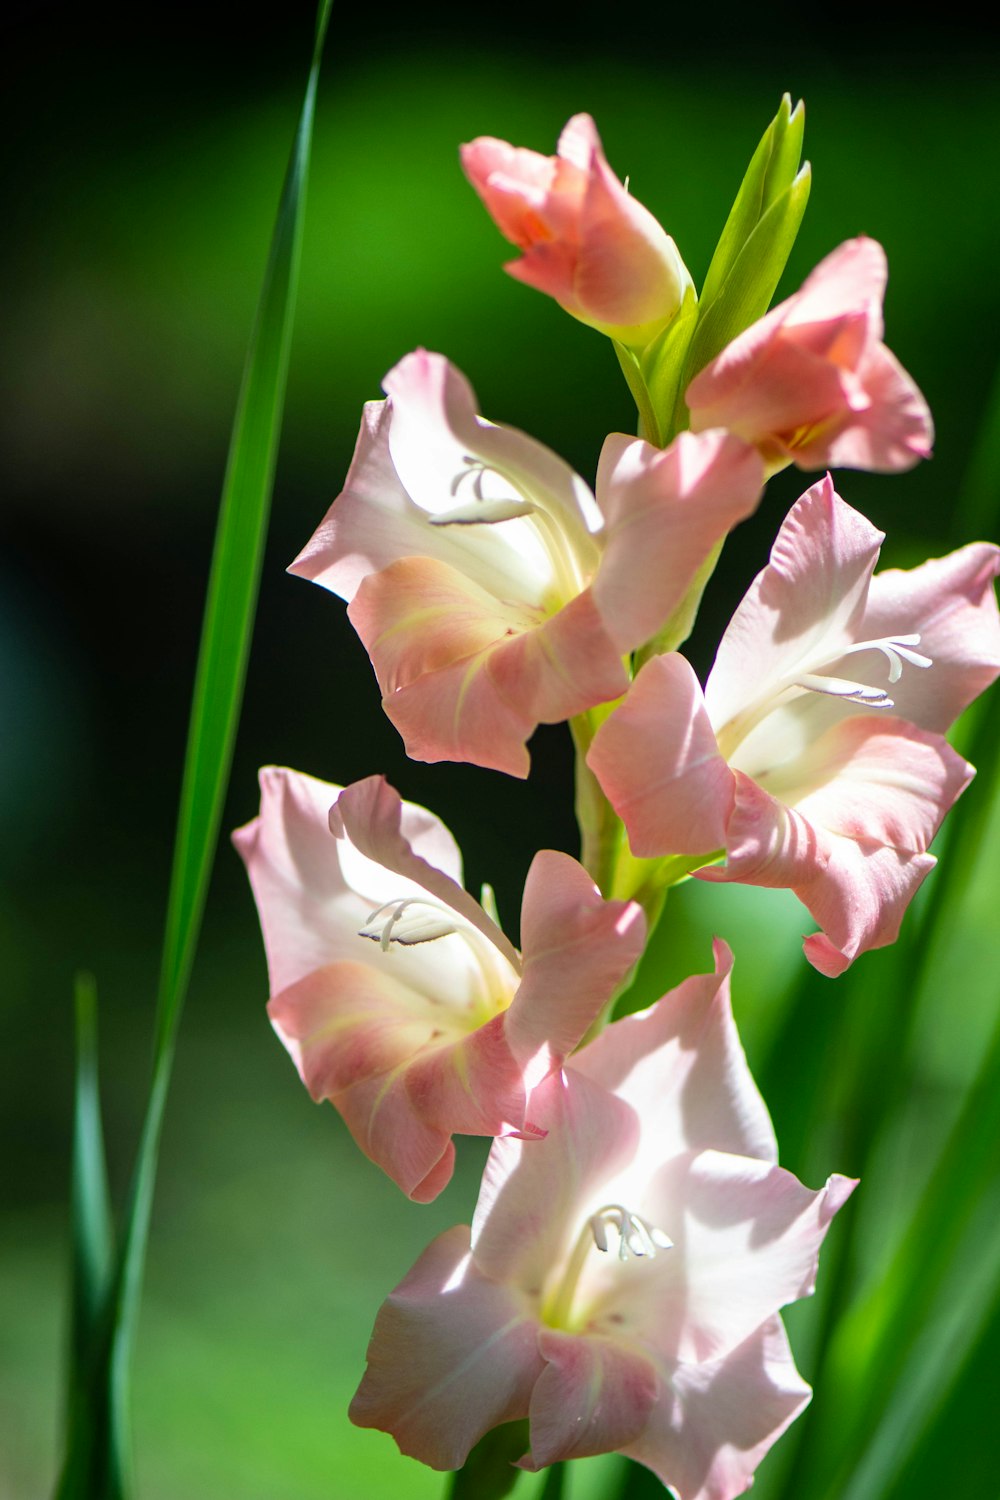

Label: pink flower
[686,239,933,473]
[232,767,645,1201]
[588,478,1000,975]
[350,942,855,1496]
[461,113,692,348]
[290,349,763,777]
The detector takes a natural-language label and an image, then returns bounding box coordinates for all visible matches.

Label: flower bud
[461,113,692,349]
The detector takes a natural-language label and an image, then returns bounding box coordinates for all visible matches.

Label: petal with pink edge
[571,939,777,1167]
[623,1315,811,1500]
[591,430,764,654]
[232,766,355,993]
[588,654,734,858]
[355,559,628,777]
[697,771,940,976]
[705,477,884,731]
[521,1329,660,1467]
[613,1151,856,1364]
[804,341,933,472]
[350,1226,543,1467]
[506,850,646,1063]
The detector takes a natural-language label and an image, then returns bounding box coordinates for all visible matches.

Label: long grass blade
[58,976,117,1490]
[53,6,333,1494]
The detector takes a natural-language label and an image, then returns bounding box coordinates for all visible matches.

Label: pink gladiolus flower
[350,942,855,1495]
[686,238,934,474]
[290,349,763,777]
[232,767,645,1201]
[588,477,1000,976]
[461,113,693,348]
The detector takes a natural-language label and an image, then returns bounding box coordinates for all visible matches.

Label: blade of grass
[59,976,116,1489]
[54,5,332,1495]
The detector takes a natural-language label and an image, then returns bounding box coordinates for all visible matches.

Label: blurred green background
[3,3,999,1496]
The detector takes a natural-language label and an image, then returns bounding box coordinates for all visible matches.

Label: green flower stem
[570,704,627,900]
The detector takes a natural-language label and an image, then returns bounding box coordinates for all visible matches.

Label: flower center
[359,896,517,1020]
[717,630,932,759]
[429,454,594,607]
[542,1202,672,1331]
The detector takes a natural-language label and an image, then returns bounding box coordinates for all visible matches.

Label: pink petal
[591,430,764,653]
[267,959,446,1101]
[623,1316,811,1500]
[858,541,1000,731]
[615,1151,856,1364]
[786,238,887,332]
[790,716,973,855]
[571,147,688,336]
[311,1054,458,1203]
[232,765,354,994]
[353,557,628,776]
[350,1225,543,1467]
[587,654,734,858]
[471,1068,641,1291]
[705,477,884,731]
[571,939,778,1166]
[688,333,852,454]
[459,138,560,244]
[803,341,933,472]
[698,770,943,976]
[520,1329,659,1467]
[505,850,646,1063]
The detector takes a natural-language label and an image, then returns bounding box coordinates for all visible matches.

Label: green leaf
[53,5,333,1496]
[613,338,665,448]
[699,94,805,315]
[68,974,113,1378]
[639,284,699,444]
[680,163,811,390]
[58,976,118,1494]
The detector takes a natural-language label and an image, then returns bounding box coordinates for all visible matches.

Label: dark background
[3,3,998,1495]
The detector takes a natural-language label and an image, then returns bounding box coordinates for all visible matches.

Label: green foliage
[53,5,332,1495]
[698,94,806,313]
[622,95,810,450]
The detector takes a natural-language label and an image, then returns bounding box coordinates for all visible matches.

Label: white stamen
[792,632,931,709]
[588,1204,673,1262]
[360,898,460,951]
[544,1201,672,1329]
[433,458,536,527]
